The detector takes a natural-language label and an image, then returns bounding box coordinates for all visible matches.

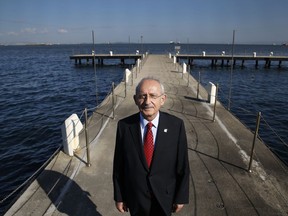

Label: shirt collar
[140,112,160,129]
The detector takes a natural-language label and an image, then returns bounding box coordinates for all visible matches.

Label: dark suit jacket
[113,111,190,216]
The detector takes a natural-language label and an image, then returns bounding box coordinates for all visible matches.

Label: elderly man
[113,77,190,216]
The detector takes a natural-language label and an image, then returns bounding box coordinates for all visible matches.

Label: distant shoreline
[1,42,287,46]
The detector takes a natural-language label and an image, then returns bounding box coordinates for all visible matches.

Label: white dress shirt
[140,112,159,145]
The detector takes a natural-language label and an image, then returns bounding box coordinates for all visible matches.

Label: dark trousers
[150,196,167,216]
[130,196,168,216]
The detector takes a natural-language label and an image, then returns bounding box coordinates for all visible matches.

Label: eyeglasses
[136,93,164,101]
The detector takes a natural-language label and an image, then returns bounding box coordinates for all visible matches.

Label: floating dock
[69,53,142,66]
[175,54,288,68]
[6,55,288,215]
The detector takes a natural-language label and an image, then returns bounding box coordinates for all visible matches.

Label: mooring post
[212,84,219,122]
[248,112,261,172]
[84,108,91,167]
[138,59,141,73]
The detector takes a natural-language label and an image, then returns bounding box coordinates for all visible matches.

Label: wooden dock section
[175,54,288,68]
[70,53,142,66]
[6,55,288,215]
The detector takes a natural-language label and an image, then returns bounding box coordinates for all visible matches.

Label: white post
[209,82,216,105]
[182,63,187,74]
[125,69,131,83]
[61,114,83,156]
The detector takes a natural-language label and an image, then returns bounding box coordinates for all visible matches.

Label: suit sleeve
[113,121,125,202]
[174,120,190,204]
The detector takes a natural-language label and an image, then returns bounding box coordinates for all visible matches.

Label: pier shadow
[37,170,101,216]
[170,70,183,73]
[168,108,213,122]
[73,153,89,165]
[184,95,208,103]
[189,148,248,172]
[167,96,212,122]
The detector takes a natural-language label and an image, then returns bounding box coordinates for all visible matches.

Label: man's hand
[172,204,184,213]
[115,202,128,213]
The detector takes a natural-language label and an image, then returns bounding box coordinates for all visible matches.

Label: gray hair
[135,77,165,95]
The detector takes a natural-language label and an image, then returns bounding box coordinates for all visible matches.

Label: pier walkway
[6,55,288,215]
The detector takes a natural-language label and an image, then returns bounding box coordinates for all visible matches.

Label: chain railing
[78,54,147,165]
[0,53,148,212]
[0,146,62,205]
[184,68,288,170]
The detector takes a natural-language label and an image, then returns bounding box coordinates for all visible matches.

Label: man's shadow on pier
[37,170,101,216]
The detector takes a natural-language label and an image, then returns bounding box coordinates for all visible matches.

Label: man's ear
[160,94,167,105]
[133,95,138,105]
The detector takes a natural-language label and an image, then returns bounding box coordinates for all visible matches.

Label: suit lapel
[151,112,168,169]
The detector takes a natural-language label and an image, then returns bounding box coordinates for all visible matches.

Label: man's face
[134,79,166,121]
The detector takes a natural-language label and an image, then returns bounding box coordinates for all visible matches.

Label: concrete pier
[70,54,142,66]
[176,54,288,68]
[5,55,288,215]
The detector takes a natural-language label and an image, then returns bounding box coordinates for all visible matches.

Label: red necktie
[144,122,154,168]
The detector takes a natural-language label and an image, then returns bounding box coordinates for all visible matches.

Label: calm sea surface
[0,43,287,214]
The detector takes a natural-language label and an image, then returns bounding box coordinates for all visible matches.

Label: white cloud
[39,28,49,34]
[21,27,37,34]
[7,31,18,36]
[58,28,68,34]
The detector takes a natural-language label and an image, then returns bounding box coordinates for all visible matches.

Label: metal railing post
[248,112,261,172]
[197,71,200,99]
[133,64,137,79]
[112,82,115,119]
[181,62,184,79]
[124,73,127,98]
[187,65,190,87]
[84,108,91,167]
[131,67,134,86]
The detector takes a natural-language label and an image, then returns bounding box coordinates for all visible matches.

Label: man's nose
[144,95,152,104]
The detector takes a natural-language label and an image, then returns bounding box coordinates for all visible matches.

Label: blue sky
[0,0,287,45]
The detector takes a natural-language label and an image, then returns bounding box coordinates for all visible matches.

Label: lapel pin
[164,129,168,133]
